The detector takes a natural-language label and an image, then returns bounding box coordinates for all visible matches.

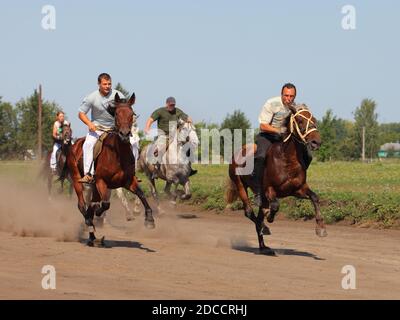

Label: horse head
[114,92,136,143]
[62,123,72,145]
[286,104,321,151]
[177,120,199,147]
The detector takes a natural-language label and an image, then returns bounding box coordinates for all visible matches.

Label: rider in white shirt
[50,111,69,173]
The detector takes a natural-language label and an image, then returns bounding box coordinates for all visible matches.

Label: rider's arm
[258,100,280,134]
[259,123,280,134]
[52,123,59,139]
[177,108,192,123]
[78,112,97,132]
[144,117,154,134]
[78,95,97,132]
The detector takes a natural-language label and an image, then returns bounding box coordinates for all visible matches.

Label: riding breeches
[254,132,276,160]
[50,142,61,169]
[83,130,140,175]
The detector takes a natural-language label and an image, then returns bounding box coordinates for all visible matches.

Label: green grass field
[1,160,399,228]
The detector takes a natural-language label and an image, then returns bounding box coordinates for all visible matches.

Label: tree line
[0,91,62,160]
[1,87,399,161]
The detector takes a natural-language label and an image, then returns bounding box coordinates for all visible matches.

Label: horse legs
[295,185,327,237]
[127,177,155,229]
[266,187,280,223]
[116,188,135,221]
[165,181,178,204]
[147,176,165,215]
[255,207,275,255]
[180,180,192,200]
[71,178,96,246]
[149,177,160,205]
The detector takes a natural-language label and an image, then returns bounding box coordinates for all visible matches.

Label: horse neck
[282,136,305,166]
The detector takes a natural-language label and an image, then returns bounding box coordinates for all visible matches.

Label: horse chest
[277,167,305,194]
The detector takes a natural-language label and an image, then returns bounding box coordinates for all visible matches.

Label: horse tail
[224,177,238,204]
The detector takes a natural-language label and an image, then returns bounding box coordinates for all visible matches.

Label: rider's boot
[252,157,265,207]
[78,173,95,184]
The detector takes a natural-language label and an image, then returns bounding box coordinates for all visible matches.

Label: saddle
[93,132,109,161]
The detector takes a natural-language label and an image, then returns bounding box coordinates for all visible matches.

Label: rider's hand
[88,123,97,132]
[270,133,283,142]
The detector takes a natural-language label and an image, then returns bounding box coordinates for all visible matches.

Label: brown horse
[40,122,73,197]
[63,93,155,246]
[226,105,327,255]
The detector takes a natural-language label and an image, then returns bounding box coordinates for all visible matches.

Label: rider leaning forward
[78,73,139,184]
[252,83,297,206]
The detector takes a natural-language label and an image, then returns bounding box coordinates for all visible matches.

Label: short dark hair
[281,83,296,95]
[56,111,64,117]
[98,73,111,83]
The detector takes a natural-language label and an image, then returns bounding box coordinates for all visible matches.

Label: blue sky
[0,0,399,137]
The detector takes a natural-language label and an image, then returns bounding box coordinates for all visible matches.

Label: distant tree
[194,121,220,161]
[219,109,252,159]
[353,99,379,159]
[336,120,357,160]
[0,97,19,159]
[316,109,337,161]
[15,90,62,155]
[378,123,400,146]
[114,82,130,98]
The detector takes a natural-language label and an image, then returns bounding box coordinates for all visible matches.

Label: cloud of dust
[0,179,83,242]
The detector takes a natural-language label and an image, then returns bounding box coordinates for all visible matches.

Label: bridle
[283,108,318,144]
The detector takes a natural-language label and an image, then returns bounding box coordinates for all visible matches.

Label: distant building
[378,142,400,158]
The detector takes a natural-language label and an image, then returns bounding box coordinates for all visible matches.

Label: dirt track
[1,190,400,300]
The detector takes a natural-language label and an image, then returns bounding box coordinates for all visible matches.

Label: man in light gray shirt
[252,83,297,206]
[77,73,133,183]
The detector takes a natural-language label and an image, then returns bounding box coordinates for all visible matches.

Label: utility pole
[361,126,365,162]
[38,84,42,160]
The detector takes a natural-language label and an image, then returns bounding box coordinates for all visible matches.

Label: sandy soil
[0,183,399,300]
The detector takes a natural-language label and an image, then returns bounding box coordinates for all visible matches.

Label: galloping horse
[63,93,155,246]
[138,120,199,206]
[226,104,326,255]
[40,122,73,196]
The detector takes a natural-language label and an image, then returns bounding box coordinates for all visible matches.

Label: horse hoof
[259,247,276,256]
[316,228,328,237]
[261,224,271,235]
[145,220,155,229]
[266,213,275,223]
[87,240,94,247]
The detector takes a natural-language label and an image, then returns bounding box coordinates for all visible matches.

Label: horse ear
[115,93,121,104]
[128,92,136,106]
[288,104,297,114]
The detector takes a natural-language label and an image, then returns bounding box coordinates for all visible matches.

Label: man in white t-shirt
[252,83,297,206]
[77,73,139,183]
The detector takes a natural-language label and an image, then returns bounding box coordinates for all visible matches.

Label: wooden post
[38,84,42,160]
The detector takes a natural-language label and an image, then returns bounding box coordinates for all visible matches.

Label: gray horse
[138,121,199,208]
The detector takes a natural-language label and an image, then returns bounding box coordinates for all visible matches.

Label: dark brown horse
[63,93,155,246]
[226,105,327,255]
[40,122,73,197]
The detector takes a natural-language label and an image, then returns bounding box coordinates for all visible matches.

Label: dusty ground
[0,185,400,300]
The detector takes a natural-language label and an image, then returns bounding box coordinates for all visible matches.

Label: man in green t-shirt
[144,96,197,179]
